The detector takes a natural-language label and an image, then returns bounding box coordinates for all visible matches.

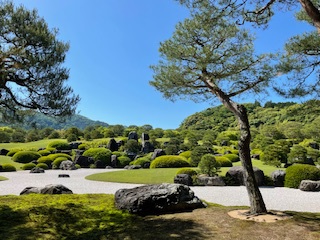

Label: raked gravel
[0,169,319,213]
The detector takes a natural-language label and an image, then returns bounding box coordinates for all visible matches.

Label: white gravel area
[1,169,319,213]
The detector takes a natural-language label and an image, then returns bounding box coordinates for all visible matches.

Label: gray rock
[58,174,70,178]
[115,183,206,215]
[141,133,150,141]
[141,141,154,154]
[270,170,286,187]
[128,131,138,141]
[108,138,119,152]
[30,167,45,173]
[0,149,9,156]
[196,176,225,186]
[299,180,320,192]
[124,165,142,170]
[151,149,165,160]
[74,155,94,168]
[226,166,265,186]
[174,174,193,186]
[20,184,73,195]
[111,155,118,167]
[69,142,82,149]
[60,160,77,170]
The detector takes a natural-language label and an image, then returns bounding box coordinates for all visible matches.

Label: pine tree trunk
[214,88,267,214]
[236,104,267,214]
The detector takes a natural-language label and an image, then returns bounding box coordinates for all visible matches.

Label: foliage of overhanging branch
[0,2,79,122]
[150,2,276,103]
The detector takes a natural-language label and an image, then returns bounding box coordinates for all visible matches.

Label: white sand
[1,169,319,213]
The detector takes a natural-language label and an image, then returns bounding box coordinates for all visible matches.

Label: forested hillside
[179,100,320,131]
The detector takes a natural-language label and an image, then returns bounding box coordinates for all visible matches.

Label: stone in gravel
[299,180,320,192]
[270,170,286,187]
[196,176,225,186]
[124,165,141,170]
[30,167,45,173]
[60,160,77,170]
[114,183,206,215]
[20,184,73,195]
[58,174,70,178]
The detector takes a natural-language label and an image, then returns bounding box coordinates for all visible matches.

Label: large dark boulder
[20,184,73,195]
[174,174,193,186]
[128,131,138,141]
[270,170,286,187]
[108,138,119,152]
[141,133,150,141]
[0,149,9,156]
[74,155,94,168]
[115,183,206,215]
[60,160,77,170]
[69,142,82,149]
[299,180,320,192]
[226,166,265,186]
[141,141,154,154]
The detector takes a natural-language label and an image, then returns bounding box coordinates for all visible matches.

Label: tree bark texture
[299,0,320,33]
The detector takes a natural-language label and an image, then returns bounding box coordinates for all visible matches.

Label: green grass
[86,168,181,184]
[0,156,24,170]
[0,139,65,150]
[0,194,319,240]
[86,160,283,184]
[0,176,7,181]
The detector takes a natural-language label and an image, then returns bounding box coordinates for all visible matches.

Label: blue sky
[11,0,312,129]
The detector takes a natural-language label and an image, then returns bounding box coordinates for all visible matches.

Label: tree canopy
[0,1,79,121]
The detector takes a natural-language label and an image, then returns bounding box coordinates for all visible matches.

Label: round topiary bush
[118,156,132,167]
[130,157,151,168]
[47,140,71,150]
[1,164,16,172]
[176,168,198,177]
[37,149,51,156]
[36,163,49,170]
[12,151,41,163]
[150,155,190,168]
[52,157,69,169]
[6,149,22,157]
[215,156,233,167]
[47,153,72,161]
[224,154,240,162]
[37,156,53,167]
[21,162,37,170]
[285,164,320,188]
[83,148,112,166]
[179,150,192,159]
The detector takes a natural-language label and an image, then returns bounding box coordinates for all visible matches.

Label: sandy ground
[0,169,319,214]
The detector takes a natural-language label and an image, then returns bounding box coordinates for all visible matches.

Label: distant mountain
[0,113,109,130]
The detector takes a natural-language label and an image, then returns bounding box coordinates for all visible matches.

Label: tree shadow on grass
[288,211,320,233]
[0,205,35,240]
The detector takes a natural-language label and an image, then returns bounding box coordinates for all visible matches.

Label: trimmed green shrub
[12,151,41,163]
[176,168,198,176]
[37,149,51,156]
[285,164,320,188]
[112,151,123,157]
[190,146,213,167]
[224,154,239,162]
[21,163,37,170]
[47,153,72,161]
[118,156,132,167]
[130,157,151,168]
[83,148,112,166]
[37,156,53,166]
[150,155,190,168]
[52,157,69,169]
[6,149,22,157]
[215,156,233,167]
[198,154,220,176]
[78,143,88,150]
[179,150,192,159]
[1,164,16,172]
[36,163,49,170]
[47,140,71,150]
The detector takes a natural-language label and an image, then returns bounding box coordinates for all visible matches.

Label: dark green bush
[285,164,320,188]
[21,162,37,170]
[215,156,233,167]
[47,140,71,150]
[12,151,41,163]
[190,146,213,167]
[47,153,72,161]
[176,168,198,176]
[1,164,16,172]
[150,155,190,168]
[83,148,112,166]
[78,143,87,150]
[36,163,49,170]
[118,156,132,167]
[224,154,239,162]
[37,156,53,166]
